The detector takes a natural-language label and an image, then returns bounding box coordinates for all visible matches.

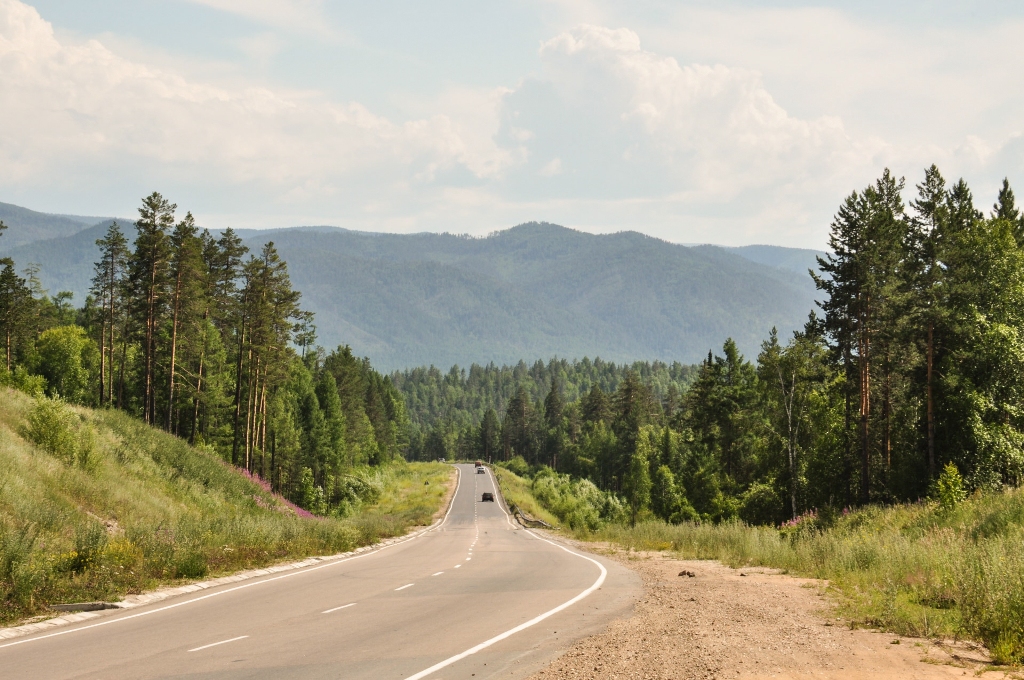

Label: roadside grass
[0,388,452,625]
[345,462,452,544]
[581,497,1024,665]
[489,456,1024,664]
[491,466,560,527]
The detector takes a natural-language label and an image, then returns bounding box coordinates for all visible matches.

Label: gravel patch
[530,547,1010,680]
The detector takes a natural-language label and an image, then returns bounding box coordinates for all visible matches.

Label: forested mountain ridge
[240,222,821,369]
[724,244,825,277]
[0,206,822,370]
[3,220,118,299]
[0,201,120,248]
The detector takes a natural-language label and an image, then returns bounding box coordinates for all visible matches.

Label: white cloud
[2,0,1023,247]
[183,0,333,39]
[0,0,509,212]
[539,158,562,177]
[492,24,887,242]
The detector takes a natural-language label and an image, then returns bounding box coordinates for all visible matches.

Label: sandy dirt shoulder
[530,544,1014,680]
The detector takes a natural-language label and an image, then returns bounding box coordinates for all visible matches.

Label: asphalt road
[1,464,639,679]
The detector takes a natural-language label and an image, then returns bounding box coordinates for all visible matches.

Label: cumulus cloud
[500,26,884,202]
[2,0,1022,246]
[0,0,509,213]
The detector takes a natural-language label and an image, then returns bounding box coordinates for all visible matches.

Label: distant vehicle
[476,467,486,474]
[481,492,494,502]
[475,460,483,467]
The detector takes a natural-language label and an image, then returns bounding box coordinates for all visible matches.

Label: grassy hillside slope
[0,388,451,624]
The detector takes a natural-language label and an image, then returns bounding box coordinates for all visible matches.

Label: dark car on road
[481,492,494,502]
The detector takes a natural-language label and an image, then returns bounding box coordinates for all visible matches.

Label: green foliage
[936,462,967,511]
[25,397,79,465]
[0,366,46,397]
[0,192,412,530]
[0,387,452,623]
[499,455,531,477]
[623,444,652,526]
[34,325,97,403]
[398,357,695,461]
[531,468,626,531]
[490,465,561,528]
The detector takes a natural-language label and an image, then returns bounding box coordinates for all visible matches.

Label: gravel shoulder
[530,545,1013,680]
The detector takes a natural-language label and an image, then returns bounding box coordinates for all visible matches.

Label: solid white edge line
[395,584,414,591]
[403,530,607,680]
[0,464,463,652]
[187,635,248,652]
[321,603,356,614]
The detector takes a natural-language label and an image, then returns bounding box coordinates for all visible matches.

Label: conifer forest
[3,167,1024,524]
[0,192,408,514]
[397,167,1024,525]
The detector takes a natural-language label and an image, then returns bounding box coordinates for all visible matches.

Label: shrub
[34,325,97,403]
[500,456,532,478]
[936,462,967,511]
[25,398,78,464]
[531,468,625,531]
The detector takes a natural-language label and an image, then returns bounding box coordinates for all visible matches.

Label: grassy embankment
[491,465,1024,665]
[491,466,559,526]
[0,387,451,625]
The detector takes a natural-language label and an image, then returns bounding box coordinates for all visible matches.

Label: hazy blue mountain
[254,222,820,369]
[5,221,116,300]
[0,201,120,248]
[725,244,825,277]
[1,202,823,370]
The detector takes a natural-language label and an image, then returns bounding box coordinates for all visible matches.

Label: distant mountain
[725,244,825,277]
[1,203,824,370]
[5,221,116,299]
[254,222,821,369]
[0,201,121,249]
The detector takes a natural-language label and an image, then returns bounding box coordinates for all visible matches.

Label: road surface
[1,464,638,679]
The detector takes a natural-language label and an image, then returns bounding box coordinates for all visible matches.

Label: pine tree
[128,192,176,423]
[479,408,500,462]
[166,212,205,432]
[992,178,1023,245]
[91,223,129,405]
[0,258,31,371]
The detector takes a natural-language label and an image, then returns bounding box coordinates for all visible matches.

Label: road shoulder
[1,466,462,643]
[528,546,1010,680]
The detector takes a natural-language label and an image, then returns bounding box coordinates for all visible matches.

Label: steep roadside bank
[0,387,453,625]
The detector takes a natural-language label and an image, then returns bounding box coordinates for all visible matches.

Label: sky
[1,1,1022,248]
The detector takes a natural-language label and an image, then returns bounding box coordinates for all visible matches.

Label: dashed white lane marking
[403,530,608,680]
[321,603,356,614]
[187,635,248,652]
[432,572,444,576]
[465,558,471,561]
[454,565,461,569]
[395,584,415,591]
[0,465,466,652]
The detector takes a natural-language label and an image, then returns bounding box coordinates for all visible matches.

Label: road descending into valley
[1,465,638,679]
